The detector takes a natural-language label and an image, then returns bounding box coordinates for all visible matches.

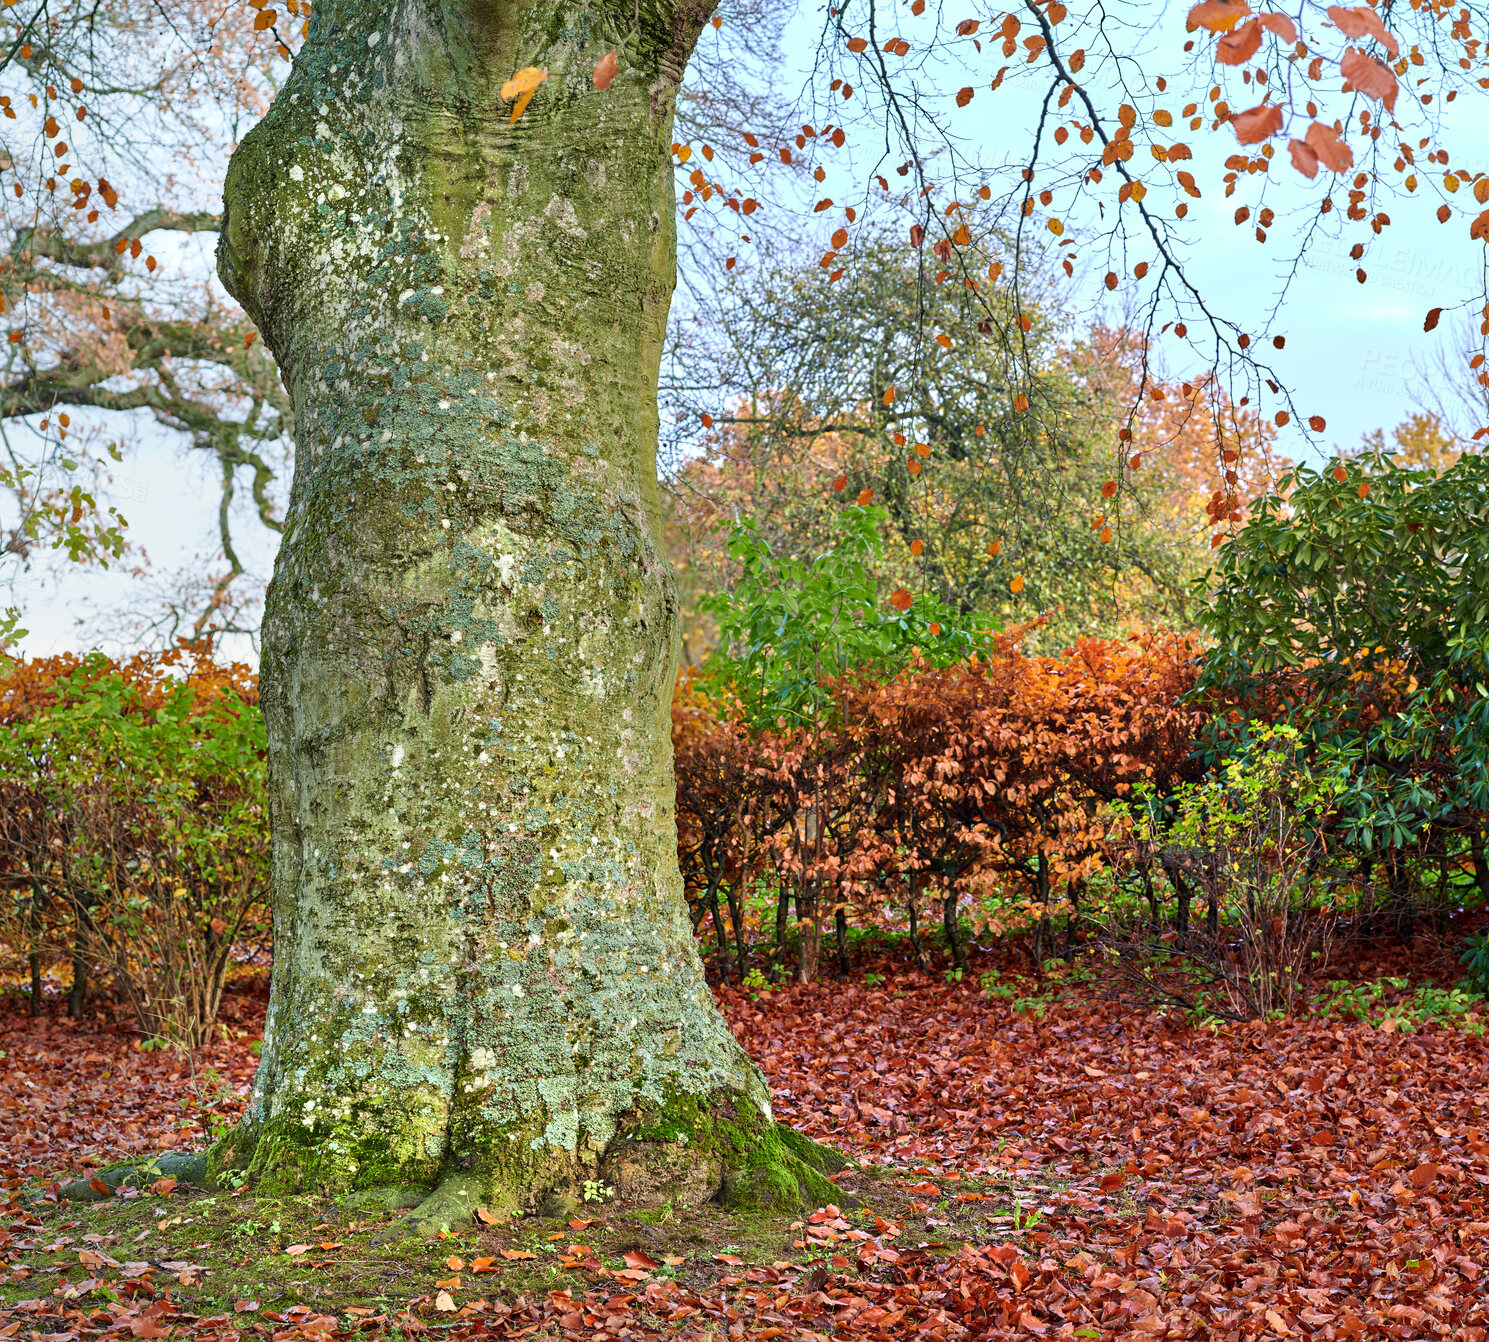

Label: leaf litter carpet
[3,944,1488,1340]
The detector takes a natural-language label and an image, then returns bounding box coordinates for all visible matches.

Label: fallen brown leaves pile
[4,941,1489,1340]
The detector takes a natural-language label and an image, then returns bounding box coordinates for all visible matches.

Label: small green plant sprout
[980,971,1016,1000]
[863,971,886,988]
[945,967,964,985]
[582,1180,615,1204]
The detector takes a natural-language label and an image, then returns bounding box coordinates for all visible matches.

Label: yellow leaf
[501,66,548,121]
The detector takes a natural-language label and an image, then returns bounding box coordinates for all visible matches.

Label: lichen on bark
[207,0,835,1230]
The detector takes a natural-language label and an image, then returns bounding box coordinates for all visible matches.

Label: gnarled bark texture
[214,0,841,1229]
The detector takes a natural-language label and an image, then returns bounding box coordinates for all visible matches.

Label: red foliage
[675,629,1204,978]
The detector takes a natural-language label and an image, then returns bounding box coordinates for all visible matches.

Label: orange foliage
[673,628,1204,980]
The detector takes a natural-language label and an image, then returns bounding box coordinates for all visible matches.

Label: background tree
[0,1,299,642]
[666,240,1285,653]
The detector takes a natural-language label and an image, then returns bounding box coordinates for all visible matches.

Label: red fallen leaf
[610,1267,650,1281]
[1099,1171,1125,1191]
[434,1274,460,1289]
[592,50,618,90]
[444,1254,463,1271]
[1187,0,1250,31]
[714,1252,744,1265]
[89,1177,110,1195]
[1411,1161,1439,1187]
[1231,103,1283,144]
[499,1248,536,1260]
[1340,47,1397,111]
[1216,18,1260,64]
[128,1321,171,1339]
[284,1244,312,1256]
[567,1217,596,1230]
[990,1243,1020,1263]
[150,1177,177,1196]
[470,1256,498,1273]
[1009,1257,1032,1290]
[234,1302,259,1313]
[622,1249,659,1270]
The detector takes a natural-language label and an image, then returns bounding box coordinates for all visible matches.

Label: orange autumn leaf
[1339,48,1397,112]
[1010,574,1025,593]
[592,50,618,90]
[888,588,913,612]
[1327,3,1399,57]
[1187,0,1250,32]
[1216,18,1261,64]
[1231,103,1283,144]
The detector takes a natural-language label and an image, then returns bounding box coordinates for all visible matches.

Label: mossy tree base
[61,1102,852,1238]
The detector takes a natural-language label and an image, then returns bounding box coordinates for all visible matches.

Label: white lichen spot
[543,196,587,243]
[289,164,305,183]
[512,984,525,998]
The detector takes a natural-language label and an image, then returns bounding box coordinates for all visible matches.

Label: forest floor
[2,932,1489,1341]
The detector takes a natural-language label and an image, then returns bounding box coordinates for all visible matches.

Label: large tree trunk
[214,0,840,1231]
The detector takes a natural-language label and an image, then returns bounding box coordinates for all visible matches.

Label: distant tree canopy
[665,237,1281,653]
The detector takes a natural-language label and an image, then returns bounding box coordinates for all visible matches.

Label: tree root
[718,1120,854,1214]
[58,1151,209,1203]
[370,1171,512,1243]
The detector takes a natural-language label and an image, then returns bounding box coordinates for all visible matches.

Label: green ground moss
[9,1162,1081,1325]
